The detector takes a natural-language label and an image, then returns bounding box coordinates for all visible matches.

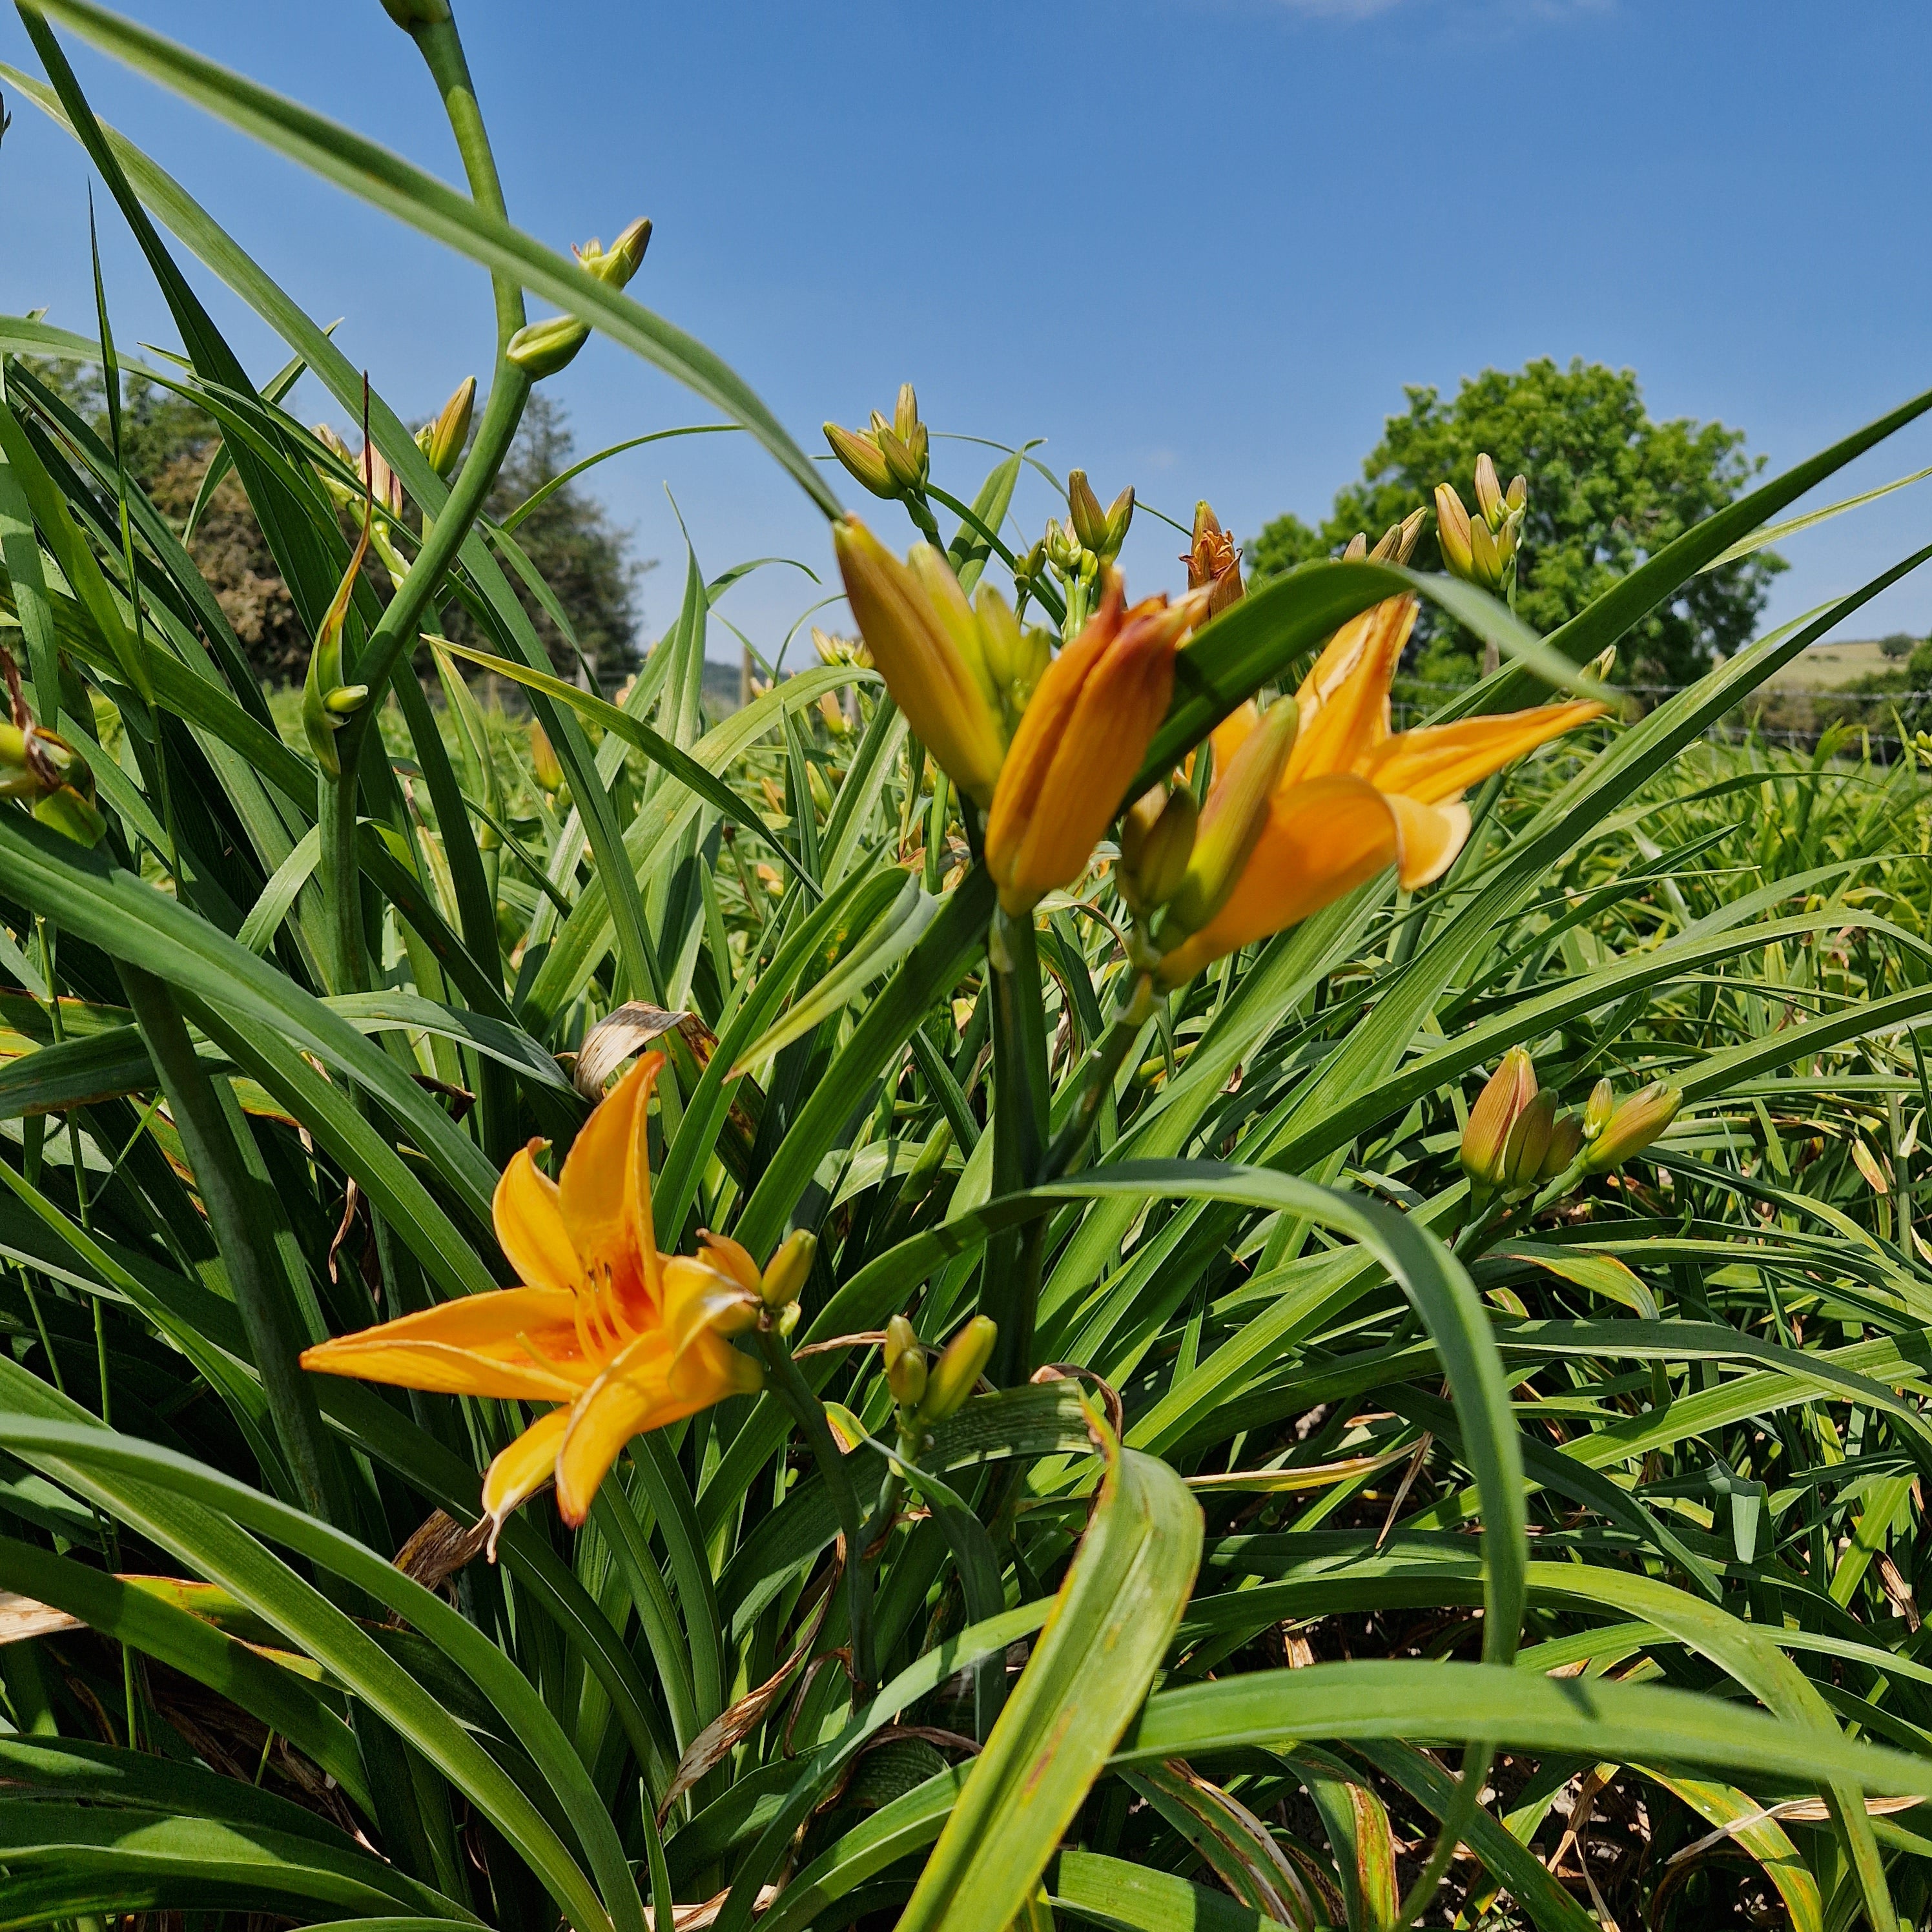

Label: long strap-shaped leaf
[895,1425,1202,1932]
[22,0,839,518]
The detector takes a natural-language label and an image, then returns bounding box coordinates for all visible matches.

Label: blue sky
[6,0,1931,666]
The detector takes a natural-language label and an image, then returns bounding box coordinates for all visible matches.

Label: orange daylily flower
[985,573,1209,915]
[1154,595,1606,985]
[302,1054,763,1547]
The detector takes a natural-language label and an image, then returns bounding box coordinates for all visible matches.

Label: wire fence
[1388,677,1932,761]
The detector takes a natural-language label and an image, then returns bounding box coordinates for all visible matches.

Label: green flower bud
[760,1229,817,1310]
[824,420,894,497]
[416,375,475,480]
[529,723,564,796]
[884,1315,927,1412]
[1118,785,1198,919]
[1583,1078,1616,1140]
[1067,470,1109,556]
[1581,1082,1683,1174]
[1158,696,1299,943]
[1474,453,1505,531]
[1539,1110,1585,1181]
[1500,1087,1556,1194]
[507,314,591,380]
[1434,483,1475,581]
[1461,1047,1537,1194]
[916,1315,997,1426]
[974,584,1050,719]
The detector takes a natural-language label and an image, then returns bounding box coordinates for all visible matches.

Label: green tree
[1251,358,1783,686]
[31,367,647,689]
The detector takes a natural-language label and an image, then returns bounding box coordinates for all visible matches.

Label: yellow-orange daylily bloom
[301,1054,763,1547]
[1153,595,1605,985]
[985,574,1209,915]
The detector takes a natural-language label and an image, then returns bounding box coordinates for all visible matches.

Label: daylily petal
[559,1051,663,1311]
[1156,774,1398,985]
[1386,792,1472,890]
[1283,596,1415,786]
[695,1230,761,1296]
[1209,700,1259,776]
[553,1325,759,1526]
[300,1288,585,1401]
[481,1408,569,1556]
[1355,700,1608,805]
[661,1254,762,1373]
[493,1146,580,1297]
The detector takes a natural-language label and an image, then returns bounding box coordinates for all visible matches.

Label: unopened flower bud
[1341,532,1368,561]
[760,1228,816,1310]
[824,420,895,498]
[1368,506,1429,566]
[1158,697,1298,943]
[872,415,929,496]
[579,218,652,291]
[1067,470,1109,557]
[1461,1047,1537,1193]
[916,1315,997,1425]
[1474,453,1505,532]
[529,723,564,796]
[1118,785,1197,919]
[1539,1111,1585,1180]
[417,375,475,480]
[1434,483,1475,580]
[1506,473,1528,515]
[508,314,591,380]
[1043,518,1080,573]
[974,584,1051,721]
[1581,1082,1682,1173]
[1583,1078,1616,1140]
[884,1314,927,1411]
[1500,1088,1556,1194]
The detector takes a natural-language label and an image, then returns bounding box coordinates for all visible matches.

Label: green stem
[757,1328,876,1697]
[981,907,1049,1385]
[1043,972,1153,1180]
[316,6,534,992]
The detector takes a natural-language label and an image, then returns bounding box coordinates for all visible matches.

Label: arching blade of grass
[21,1,841,519]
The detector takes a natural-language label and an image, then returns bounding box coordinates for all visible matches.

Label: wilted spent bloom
[1068,470,1135,563]
[1150,598,1606,987]
[415,375,475,480]
[0,707,105,846]
[1461,1047,1539,1196]
[1183,502,1244,619]
[916,1315,997,1427]
[985,573,1210,915]
[1580,1082,1683,1173]
[1118,785,1198,921]
[508,218,652,378]
[302,1053,764,1545]
[884,1314,927,1412]
[832,518,1009,805]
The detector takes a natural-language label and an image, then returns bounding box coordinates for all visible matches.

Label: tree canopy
[1250,357,1783,685]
